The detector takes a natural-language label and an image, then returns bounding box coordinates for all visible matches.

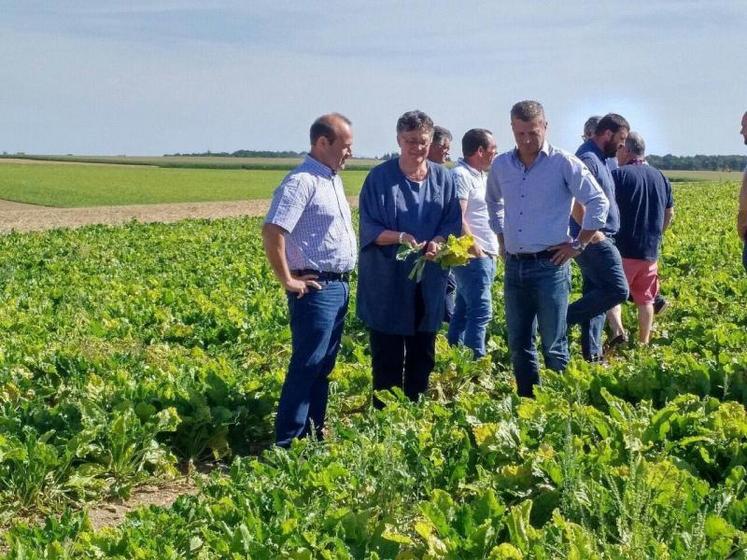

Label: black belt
[292,269,351,282]
[506,249,555,260]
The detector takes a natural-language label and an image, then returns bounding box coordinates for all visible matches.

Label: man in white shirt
[447,128,498,357]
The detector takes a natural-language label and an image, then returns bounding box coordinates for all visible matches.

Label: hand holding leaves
[396,234,475,282]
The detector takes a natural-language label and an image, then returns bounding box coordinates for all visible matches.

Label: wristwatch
[571,239,587,252]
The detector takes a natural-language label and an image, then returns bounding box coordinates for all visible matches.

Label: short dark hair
[510,100,545,122]
[583,116,601,139]
[309,113,351,145]
[595,113,630,136]
[462,128,493,157]
[625,131,646,156]
[396,110,434,135]
[432,125,452,146]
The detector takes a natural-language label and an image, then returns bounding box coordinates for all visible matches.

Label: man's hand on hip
[284,274,322,298]
[548,242,581,265]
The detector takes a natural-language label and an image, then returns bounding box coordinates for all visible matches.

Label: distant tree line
[646,154,747,171]
[165,150,307,158]
[159,150,747,171]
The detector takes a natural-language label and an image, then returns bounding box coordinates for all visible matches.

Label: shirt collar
[511,141,551,166]
[303,154,336,178]
[456,157,482,177]
[580,138,607,161]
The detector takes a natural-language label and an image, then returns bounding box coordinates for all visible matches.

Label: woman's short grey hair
[510,100,545,122]
[396,110,434,135]
[625,131,646,156]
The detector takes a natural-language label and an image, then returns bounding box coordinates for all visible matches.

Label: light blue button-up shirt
[486,142,609,254]
[265,155,357,272]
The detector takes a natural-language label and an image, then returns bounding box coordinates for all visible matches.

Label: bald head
[310,113,352,146]
[309,113,353,172]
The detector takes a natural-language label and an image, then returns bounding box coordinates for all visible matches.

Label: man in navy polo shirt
[566,114,630,361]
[613,132,674,343]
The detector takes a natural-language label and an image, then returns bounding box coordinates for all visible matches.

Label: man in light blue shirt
[263,113,357,447]
[487,100,608,397]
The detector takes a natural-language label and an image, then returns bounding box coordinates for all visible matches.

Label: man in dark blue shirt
[613,132,674,343]
[566,114,630,362]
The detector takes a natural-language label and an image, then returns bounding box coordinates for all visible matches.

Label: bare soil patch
[86,477,200,532]
[0,197,359,233]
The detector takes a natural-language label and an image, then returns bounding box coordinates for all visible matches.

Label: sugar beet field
[0,168,746,557]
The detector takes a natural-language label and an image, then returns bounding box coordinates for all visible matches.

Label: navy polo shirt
[570,139,619,237]
[612,163,674,261]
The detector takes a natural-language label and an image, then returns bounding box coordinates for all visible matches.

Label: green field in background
[0,162,368,207]
[0,154,381,171]
[663,169,743,182]
[0,156,742,208]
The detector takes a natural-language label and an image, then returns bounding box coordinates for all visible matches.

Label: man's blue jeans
[743,242,747,272]
[443,271,457,323]
[275,280,349,448]
[504,255,570,397]
[448,256,496,358]
[566,238,629,360]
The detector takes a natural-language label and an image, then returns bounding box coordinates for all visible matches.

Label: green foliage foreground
[1,181,746,558]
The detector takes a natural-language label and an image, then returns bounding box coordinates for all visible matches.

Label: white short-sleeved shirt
[452,158,499,255]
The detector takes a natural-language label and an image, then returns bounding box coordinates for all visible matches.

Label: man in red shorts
[612,132,674,344]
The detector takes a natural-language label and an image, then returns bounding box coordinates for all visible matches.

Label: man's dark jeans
[504,255,570,398]
[443,271,457,323]
[743,242,747,272]
[275,280,349,448]
[567,237,629,360]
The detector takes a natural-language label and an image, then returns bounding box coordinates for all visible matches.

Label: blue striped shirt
[265,155,357,272]
[486,142,609,254]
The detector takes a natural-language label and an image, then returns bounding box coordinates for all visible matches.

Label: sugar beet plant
[1,181,747,558]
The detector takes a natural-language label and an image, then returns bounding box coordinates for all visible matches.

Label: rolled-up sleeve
[485,165,505,235]
[565,156,608,231]
[358,173,387,249]
[264,177,311,234]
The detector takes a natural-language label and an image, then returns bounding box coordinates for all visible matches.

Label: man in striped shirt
[263,113,357,448]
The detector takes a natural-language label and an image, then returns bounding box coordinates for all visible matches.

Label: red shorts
[622,258,659,305]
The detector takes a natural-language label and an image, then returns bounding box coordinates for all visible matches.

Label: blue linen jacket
[357,158,461,335]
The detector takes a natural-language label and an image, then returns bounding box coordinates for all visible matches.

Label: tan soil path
[0,196,360,233]
[87,478,200,531]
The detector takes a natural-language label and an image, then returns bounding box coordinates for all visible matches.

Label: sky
[1,1,745,158]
